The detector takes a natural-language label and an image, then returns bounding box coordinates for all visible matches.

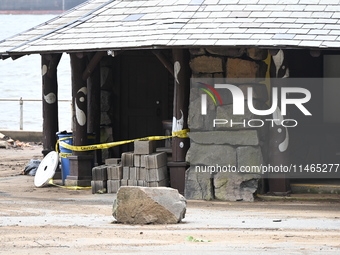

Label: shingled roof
[1,0,340,58]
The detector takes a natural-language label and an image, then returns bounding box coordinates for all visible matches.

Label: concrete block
[107,180,121,193]
[139,167,147,181]
[146,166,168,182]
[121,179,128,186]
[147,179,169,187]
[134,140,156,155]
[107,165,123,180]
[91,180,107,194]
[128,180,138,186]
[122,152,134,167]
[145,152,167,169]
[65,179,91,187]
[92,165,108,181]
[105,158,121,165]
[134,154,141,167]
[129,167,139,180]
[140,155,147,167]
[123,167,130,180]
[137,180,146,187]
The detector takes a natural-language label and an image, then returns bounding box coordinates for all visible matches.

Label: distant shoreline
[0,10,64,15]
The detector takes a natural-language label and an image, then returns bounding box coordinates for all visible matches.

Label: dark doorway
[119,51,172,152]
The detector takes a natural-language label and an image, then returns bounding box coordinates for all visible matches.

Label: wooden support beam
[41,53,62,156]
[82,51,106,81]
[152,50,174,77]
[171,49,191,162]
[66,53,93,187]
[268,49,291,194]
[70,53,88,151]
[87,52,102,165]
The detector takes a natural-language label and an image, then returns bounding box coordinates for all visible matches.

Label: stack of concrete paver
[91,140,168,194]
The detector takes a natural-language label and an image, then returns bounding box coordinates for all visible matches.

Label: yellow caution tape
[55,136,72,153]
[51,129,189,190]
[59,152,72,159]
[48,179,91,190]
[58,129,189,152]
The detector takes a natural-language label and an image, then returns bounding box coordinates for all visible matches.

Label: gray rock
[237,146,264,171]
[215,101,265,130]
[226,58,267,82]
[190,56,223,73]
[213,172,260,202]
[186,142,236,166]
[112,186,186,224]
[191,73,213,78]
[188,130,259,146]
[238,83,269,102]
[188,87,216,131]
[189,48,206,56]
[246,48,268,61]
[206,47,245,57]
[214,73,225,78]
[184,166,213,200]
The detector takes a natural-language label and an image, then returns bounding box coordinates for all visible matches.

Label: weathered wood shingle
[1,0,340,57]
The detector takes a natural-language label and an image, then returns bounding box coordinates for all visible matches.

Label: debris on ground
[22,159,41,176]
[0,132,34,149]
[15,140,32,148]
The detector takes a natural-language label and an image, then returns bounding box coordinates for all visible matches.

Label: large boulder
[112,187,186,224]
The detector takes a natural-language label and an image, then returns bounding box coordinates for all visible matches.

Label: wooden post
[168,49,191,194]
[70,53,88,150]
[171,49,190,161]
[268,49,291,194]
[86,52,102,165]
[41,53,62,156]
[66,53,93,187]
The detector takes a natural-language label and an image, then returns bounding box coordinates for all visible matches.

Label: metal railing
[0,98,71,130]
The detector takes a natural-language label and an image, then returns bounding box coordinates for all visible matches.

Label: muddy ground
[0,145,340,254]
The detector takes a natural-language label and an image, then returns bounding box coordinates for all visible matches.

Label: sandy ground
[0,145,340,255]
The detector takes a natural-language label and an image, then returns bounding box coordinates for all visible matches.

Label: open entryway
[119,51,173,152]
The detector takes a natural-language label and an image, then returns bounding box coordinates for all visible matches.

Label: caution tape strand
[58,129,189,152]
[48,179,91,190]
[52,129,189,190]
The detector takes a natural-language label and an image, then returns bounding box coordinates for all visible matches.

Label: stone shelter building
[0,0,339,201]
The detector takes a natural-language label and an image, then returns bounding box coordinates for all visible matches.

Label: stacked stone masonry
[91,140,169,194]
[186,47,268,202]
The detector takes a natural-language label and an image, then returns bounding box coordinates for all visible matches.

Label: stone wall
[185,47,269,202]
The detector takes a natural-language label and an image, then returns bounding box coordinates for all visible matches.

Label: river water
[0,14,72,131]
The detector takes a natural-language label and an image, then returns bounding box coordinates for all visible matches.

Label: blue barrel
[57,133,95,184]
